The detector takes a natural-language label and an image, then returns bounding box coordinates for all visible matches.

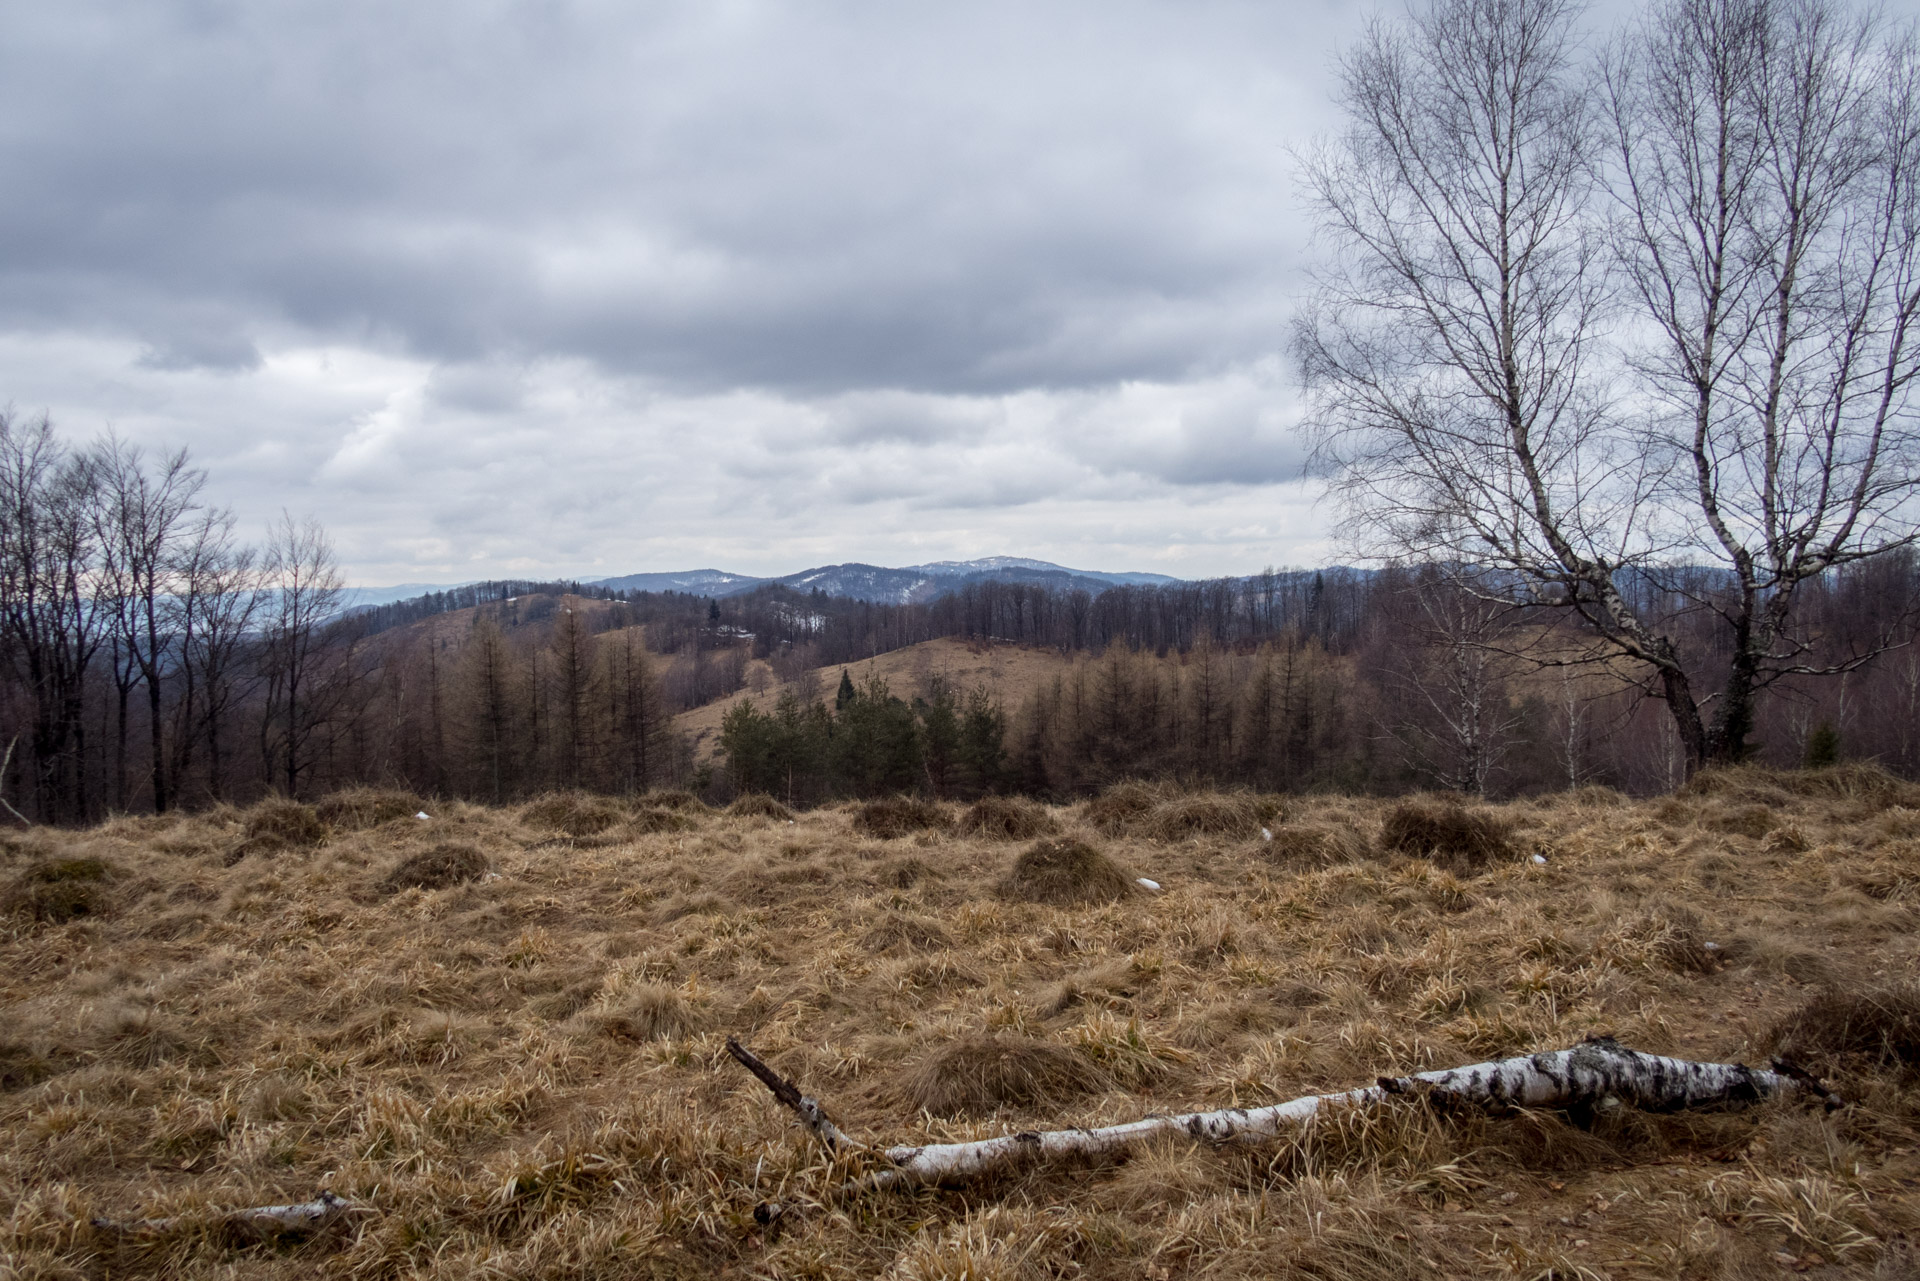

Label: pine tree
[956,685,1006,796]
[832,673,922,796]
[918,676,962,798]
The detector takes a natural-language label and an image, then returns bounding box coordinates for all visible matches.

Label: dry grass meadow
[4,770,1920,1279]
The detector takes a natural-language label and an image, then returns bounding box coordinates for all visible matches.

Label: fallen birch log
[91,1191,358,1240]
[729,1035,1834,1192]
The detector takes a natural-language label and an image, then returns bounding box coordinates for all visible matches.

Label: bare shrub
[1001,839,1136,906]
[728,794,795,821]
[380,843,489,893]
[5,857,111,923]
[315,786,424,831]
[1379,799,1515,872]
[957,795,1057,840]
[521,792,623,837]
[1766,984,1920,1070]
[903,1035,1108,1118]
[243,798,327,850]
[853,796,950,839]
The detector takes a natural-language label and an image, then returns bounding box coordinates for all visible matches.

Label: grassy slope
[673,637,1074,761]
[1,774,1917,1278]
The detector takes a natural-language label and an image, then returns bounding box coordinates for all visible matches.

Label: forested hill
[345,557,1201,635]
[350,567,1377,662]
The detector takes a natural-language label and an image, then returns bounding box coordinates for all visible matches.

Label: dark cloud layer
[3,1,1353,395]
[0,0,1375,579]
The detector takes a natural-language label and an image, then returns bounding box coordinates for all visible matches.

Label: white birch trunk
[733,1036,1831,1192]
[92,1190,356,1239]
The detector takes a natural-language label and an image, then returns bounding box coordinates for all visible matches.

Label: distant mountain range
[591,557,1183,605]
[344,557,1185,611]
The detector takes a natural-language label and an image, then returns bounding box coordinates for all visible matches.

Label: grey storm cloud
[0,0,1351,395]
[0,0,1385,582]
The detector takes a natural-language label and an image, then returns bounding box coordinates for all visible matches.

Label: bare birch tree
[1299,0,1920,772]
[258,513,345,796]
[94,437,205,812]
[175,509,261,803]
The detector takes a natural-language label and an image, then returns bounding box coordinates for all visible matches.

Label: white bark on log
[733,1035,1834,1192]
[92,1191,357,1239]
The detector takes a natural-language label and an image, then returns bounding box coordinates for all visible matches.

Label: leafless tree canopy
[1300,0,1920,769]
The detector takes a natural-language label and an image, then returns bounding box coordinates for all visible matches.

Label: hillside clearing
[1,773,1917,1277]
[674,637,1074,761]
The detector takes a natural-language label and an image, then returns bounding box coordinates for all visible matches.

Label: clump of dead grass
[591,985,696,1042]
[727,793,795,821]
[521,791,624,837]
[1625,907,1722,975]
[242,798,327,850]
[95,1005,201,1068]
[1083,779,1174,834]
[1083,781,1280,841]
[1379,797,1515,872]
[860,914,953,954]
[1766,983,1920,1070]
[881,856,934,888]
[4,857,111,923]
[0,1039,57,1091]
[956,795,1057,840]
[1265,823,1371,868]
[1000,838,1136,906]
[380,843,490,893]
[627,807,696,835]
[643,789,709,812]
[902,1035,1108,1117]
[315,785,425,830]
[1683,761,1920,808]
[1139,791,1283,842]
[853,796,951,838]
[1705,803,1778,839]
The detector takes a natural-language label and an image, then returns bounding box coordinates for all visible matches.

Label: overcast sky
[0,2,1519,582]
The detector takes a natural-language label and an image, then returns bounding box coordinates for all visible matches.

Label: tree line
[706,556,1920,804]
[7,405,1920,823]
[0,415,689,823]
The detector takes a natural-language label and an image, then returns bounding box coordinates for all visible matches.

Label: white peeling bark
[734,1036,1833,1192]
[92,1191,356,1239]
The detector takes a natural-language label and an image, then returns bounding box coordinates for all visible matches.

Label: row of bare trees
[0,413,347,822]
[1300,0,1920,774]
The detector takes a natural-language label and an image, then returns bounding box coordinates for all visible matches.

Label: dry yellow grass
[3,773,1920,1278]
